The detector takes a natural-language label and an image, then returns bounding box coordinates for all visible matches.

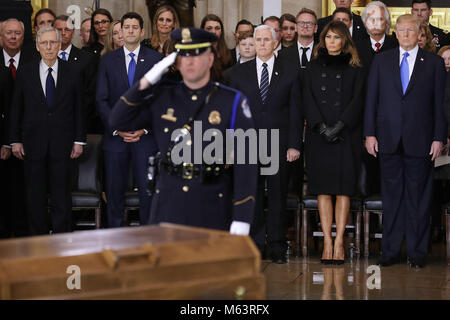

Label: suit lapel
[265,58,281,105]
[33,61,47,106]
[116,48,129,88]
[68,46,79,62]
[404,49,425,96]
[134,48,148,83]
[53,59,64,107]
[248,60,263,106]
[392,48,403,95]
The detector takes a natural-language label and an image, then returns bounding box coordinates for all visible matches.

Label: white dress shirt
[39,59,85,146]
[235,46,241,62]
[256,55,275,87]
[399,45,419,80]
[274,44,282,57]
[124,45,140,73]
[3,49,20,69]
[297,40,314,65]
[349,22,353,37]
[58,44,72,60]
[370,35,385,51]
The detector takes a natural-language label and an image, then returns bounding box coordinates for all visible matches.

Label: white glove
[144,52,178,85]
[229,221,250,236]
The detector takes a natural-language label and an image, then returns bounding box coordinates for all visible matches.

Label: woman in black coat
[303,20,365,264]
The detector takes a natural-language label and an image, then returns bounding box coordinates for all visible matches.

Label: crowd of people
[0,0,449,268]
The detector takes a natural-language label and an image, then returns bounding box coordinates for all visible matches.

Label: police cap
[171,27,218,56]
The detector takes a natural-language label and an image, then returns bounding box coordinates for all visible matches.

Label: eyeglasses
[4,30,23,36]
[94,19,110,26]
[282,26,296,31]
[297,21,316,28]
[38,40,60,47]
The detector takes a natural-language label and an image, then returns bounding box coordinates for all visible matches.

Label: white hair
[36,26,61,43]
[362,1,391,35]
[0,18,25,34]
[253,24,277,42]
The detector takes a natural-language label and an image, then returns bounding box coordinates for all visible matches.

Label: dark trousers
[379,147,433,260]
[251,161,289,255]
[24,156,72,235]
[104,144,153,228]
[0,157,28,238]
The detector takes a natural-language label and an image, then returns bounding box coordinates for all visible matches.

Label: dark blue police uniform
[109,28,258,231]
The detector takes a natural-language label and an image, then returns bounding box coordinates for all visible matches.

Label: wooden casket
[0,224,265,300]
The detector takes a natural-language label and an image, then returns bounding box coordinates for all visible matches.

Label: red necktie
[9,58,16,80]
[375,42,381,53]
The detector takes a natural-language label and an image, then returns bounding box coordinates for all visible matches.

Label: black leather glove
[314,122,327,135]
[323,120,345,143]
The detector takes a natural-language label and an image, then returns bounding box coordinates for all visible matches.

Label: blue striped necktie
[128,52,136,87]
[260,62,269,103]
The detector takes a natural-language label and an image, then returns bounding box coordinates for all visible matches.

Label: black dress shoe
[377,256,400,267]
[407,257,425,269]
[333,259,345,265]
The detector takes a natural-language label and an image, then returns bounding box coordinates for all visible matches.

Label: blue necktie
[128,52,136,87]
[46,67,55,108]
[260,62,269,103]
[400,52,409,94]
[60,51,67,61]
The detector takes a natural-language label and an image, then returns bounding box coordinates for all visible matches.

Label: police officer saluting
[110,28,258,235]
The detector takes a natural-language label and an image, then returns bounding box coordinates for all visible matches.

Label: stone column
[194,0,208,27]
[223,0,239,48]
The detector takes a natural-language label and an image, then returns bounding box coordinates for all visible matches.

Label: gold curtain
[30,0,49,34]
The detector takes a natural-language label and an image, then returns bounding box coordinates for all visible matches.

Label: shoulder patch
[241,99,252,119]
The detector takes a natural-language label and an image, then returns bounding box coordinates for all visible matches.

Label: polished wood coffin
[0,224,265,300]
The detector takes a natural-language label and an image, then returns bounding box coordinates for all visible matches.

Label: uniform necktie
[301,47,309,68]
[60,51,67,61]
[46,67,55,107]
[128,52,136,87]
[260,62,269,103]
[375,42,381,53]
[400,52,409,94]
[9,58,16,80]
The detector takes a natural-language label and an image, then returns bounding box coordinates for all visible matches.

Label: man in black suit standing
[10,26,86,235]
[317,0,367,43]
[364,14,447,268]
[411,0,449,50]
[1,18,38,238]
[278,8,317,70]
[54,15,99,134]
[96,12,162,228]
[225,25,302,263]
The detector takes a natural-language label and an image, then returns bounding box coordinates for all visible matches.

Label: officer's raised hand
[139,52,178,90]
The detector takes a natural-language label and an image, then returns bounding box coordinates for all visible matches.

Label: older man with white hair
[9,26,86,235]
[225,24,302,264]
[356,1,398,73]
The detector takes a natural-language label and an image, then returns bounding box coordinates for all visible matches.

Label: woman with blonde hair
[303,20,365,265]
[418,21,436,53]
[142,5,180,54]
[101,20,124,56]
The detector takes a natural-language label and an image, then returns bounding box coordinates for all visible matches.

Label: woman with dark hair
[201,14,232,71]
[303,20,365,265]
[86,8,113,56]
[142,5,180,53]
[280,13,297,48]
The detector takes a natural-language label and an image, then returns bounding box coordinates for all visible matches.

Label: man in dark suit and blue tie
[96,12,162,228]
[10,26,86,235]
[364,14,448,268]
[225,25,302,263]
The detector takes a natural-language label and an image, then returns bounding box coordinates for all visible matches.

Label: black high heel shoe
[321,259,333,265]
